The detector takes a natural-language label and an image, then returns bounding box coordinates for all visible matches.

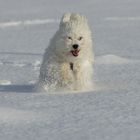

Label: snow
[96,54,140,64]
[105,17,140,21]
[0,19,58,29]
[0,0,140,139]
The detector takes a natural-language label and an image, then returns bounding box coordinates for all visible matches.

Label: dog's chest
[70,63,74,71]
[60,62,80,81]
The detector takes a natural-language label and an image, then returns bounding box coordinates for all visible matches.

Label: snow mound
[0,80,11,85]
[0,19,58,29]
[96,54,138,65]
[105,17,140,21]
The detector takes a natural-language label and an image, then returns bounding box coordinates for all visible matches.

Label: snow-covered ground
[0,0,140,139]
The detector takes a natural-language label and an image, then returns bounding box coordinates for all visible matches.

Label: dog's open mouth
[71,49,80,57]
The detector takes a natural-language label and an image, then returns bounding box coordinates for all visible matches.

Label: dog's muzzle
[71,49,80,57]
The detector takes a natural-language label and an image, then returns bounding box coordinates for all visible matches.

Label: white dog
[38,13,94,92]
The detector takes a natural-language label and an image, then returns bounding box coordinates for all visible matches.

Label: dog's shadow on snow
[0,84,35,93]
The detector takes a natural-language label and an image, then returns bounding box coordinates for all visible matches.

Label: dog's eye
[68,36,72,40]
[78,36,83,41]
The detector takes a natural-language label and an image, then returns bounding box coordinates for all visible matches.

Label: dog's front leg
[60,63,74,89]
[74,61,94,91]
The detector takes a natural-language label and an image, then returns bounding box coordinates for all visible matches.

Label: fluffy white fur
[38,13,94,92]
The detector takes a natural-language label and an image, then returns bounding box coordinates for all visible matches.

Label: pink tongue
[73,50,78,55]
[72,50,79,56]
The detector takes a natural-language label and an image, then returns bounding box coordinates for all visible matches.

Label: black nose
[73,44,79,49]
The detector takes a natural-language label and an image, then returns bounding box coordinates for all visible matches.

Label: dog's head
[54,13,93,62]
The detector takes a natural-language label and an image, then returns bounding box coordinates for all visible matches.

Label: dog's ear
[59,13,89,29]
[70,13,81,20]
[70,13,88,24]
[60,13,71,26]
